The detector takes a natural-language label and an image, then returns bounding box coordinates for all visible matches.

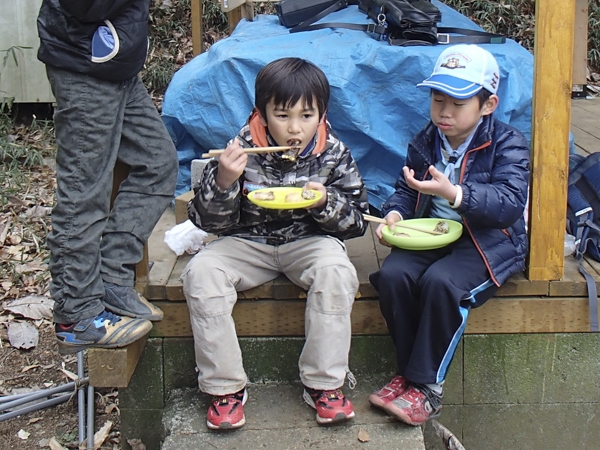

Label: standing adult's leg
[100,76,178,286]
[46,67,127,324]
[280,236,358,390]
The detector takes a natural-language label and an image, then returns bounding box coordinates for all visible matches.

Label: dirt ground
[0,159,122,449]
[0,321,122,449]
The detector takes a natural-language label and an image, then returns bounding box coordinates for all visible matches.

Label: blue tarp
[162,1,534,208]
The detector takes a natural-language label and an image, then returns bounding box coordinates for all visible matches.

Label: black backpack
[566,152,600,332]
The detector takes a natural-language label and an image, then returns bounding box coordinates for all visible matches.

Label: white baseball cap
[417,44,500,99]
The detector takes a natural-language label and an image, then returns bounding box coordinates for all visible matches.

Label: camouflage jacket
[188,116,369,244]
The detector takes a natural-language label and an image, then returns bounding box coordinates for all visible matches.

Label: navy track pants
[369,234,498,384]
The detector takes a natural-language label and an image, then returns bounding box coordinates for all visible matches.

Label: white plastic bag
[564,233,577,256]
[164,220,208,256]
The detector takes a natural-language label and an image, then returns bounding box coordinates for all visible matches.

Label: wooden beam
[191,0,203,57]
[149,296,595,338]
[88,335,148,388]
[527,0,576,281]
[572,0,588,92]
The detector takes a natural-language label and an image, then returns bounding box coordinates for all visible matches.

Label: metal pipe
[0,379,88,412]
[87,384,94,450]
[77,351,85,444]
[0,391,41,404]
[0,393,70,422]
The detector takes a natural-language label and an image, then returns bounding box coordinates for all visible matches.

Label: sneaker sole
[315,410,355,425]
[368,394,394,410]
[206,415,246,430]
[56,320,153,355]
[384,402,441,426]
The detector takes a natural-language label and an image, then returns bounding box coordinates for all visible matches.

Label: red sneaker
[206,389,247,430]
[384,384,442,426]
[303,387,355,424]
[368,375,409,410]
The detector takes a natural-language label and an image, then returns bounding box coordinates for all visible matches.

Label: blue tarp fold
[163,2,533,207]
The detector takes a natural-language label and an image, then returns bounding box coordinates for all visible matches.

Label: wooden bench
[89,176,600,388]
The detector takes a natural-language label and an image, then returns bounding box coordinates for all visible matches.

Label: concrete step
[161,381,426,450]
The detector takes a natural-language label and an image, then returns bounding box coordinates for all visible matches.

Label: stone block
[120,408,163,450]
[461,403,600,450]
[441,340,463,405]
[240,337,304,383]
[464,334,551,404]
[119,338,164,410]
[464,334,600,405]
[163,338,197,390]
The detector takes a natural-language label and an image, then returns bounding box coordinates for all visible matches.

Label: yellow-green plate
[247,187,322,209]
[382,218,463,250]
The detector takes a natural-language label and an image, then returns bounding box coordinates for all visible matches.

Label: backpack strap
[568,153,600,332]
[568,152,600,186]
[436,27,505,45]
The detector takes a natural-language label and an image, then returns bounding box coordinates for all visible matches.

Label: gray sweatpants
[46,66,178,324]
[181,236,358,395]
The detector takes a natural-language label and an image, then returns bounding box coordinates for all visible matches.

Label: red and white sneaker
[368,375,409,410]
[384,384,442,426]
[206,389,248,430]
[303,387,355,424]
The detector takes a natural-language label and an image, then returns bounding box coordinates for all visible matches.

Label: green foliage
[589,0,600,71]
[441,0,600,71]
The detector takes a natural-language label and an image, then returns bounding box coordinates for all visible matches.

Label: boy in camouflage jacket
[183,57,369,430]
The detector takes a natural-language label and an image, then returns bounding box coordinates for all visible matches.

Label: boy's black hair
[474,88,493,108]
[255,58,330,122]
[431,88,493,109]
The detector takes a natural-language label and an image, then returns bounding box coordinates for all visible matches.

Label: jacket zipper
[459,140,501,287]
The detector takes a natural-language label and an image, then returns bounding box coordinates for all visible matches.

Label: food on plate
[434,220,450,234]
[284,190,318,203]
[301,190,316,200]
[393,232,410,237]
[253,190,276,201]
[285,192,303,203]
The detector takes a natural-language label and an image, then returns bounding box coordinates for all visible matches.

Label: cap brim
[417,74,483,99]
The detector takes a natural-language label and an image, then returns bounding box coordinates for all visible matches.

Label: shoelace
[97,310,122,325]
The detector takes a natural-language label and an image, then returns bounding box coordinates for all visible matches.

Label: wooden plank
[467,297,591,333]
[572,0,588,87]
[527,0,576,281]
[174,190,194,225]
[571,126,599,156]
[151,299,388,337]
[165,254,191,300]
[346,229,380,298]
[146,208,178,300]
[88,336,148,388]
[150,294,595,338]
[191,0,203,57]
[549,256,600,296]
[570,98,600,115]
[495,272,548,297]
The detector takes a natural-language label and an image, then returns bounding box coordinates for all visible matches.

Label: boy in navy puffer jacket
[368,44,530,426]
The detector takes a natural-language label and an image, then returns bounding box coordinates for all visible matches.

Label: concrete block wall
[120,334,600,450]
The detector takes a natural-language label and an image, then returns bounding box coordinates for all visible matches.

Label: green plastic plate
[382,218,463,250]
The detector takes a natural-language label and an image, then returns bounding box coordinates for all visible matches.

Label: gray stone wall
[119,334,600,450]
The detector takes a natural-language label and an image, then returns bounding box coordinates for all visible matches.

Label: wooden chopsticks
[363,214,445,236]
[201,146,295,158]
